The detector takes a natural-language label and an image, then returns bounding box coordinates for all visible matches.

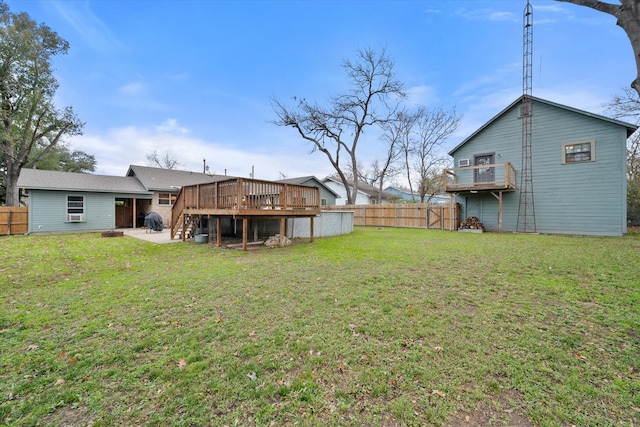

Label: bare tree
[394,110,420,202]
[412,107,461,202]
[605,86,640,178]
[393,107,461,203]
[146,150,179,169]
[359,159,402,203]
[556,0,640,98]
[361,113,411,203]
[271,48,405,204]
[605,86,640,224]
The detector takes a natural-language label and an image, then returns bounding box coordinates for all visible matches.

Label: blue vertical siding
[28,190,115,233]
[27,190,149,233]
[453,99,628,236]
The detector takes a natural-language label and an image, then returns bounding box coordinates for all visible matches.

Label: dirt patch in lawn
[42,405,94,427]
[446,389,533,427]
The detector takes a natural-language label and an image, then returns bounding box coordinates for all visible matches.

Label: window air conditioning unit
[67,213,84,222]
[458,159,470,167]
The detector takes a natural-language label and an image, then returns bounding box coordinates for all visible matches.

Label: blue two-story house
[444,96,637,236]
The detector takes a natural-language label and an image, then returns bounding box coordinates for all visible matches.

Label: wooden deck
[443,163,517,193]
[170,178,321,249]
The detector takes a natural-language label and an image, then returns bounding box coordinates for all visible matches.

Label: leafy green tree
[33,144,96,173]
[0,1,83,205]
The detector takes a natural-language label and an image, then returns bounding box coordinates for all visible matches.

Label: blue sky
[7,0,635,181]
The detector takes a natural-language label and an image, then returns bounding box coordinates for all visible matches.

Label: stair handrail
[170,186,186,240]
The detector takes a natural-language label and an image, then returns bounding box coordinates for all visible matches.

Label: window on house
[67,195,85,221]
[562,140,595,163]
[158,193,176,205]
[321,198,327,206]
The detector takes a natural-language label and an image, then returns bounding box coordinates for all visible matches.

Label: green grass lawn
[1,228,639,426]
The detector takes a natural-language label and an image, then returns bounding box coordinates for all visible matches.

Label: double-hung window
[562,140,595,164]
[67,195,85,221]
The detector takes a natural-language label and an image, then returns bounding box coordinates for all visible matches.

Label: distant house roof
[277,175,340,198]
[324,176,395,200]
[448,95,639,156]
[126,165,230,192]
[17,168,150,194]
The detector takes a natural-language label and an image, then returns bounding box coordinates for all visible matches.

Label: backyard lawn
[1,227,638,426]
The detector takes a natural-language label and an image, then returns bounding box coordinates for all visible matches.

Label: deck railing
[170,178,320,236]
[443,163,516,192]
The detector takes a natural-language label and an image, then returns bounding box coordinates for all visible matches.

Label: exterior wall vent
[458,159,470,167]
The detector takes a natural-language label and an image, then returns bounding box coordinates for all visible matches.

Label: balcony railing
[443,163,516,192]
[170,178,321,238]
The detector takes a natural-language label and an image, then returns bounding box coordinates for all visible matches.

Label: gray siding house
[17,166,228,234]
[445,96,637,236]
[277,176,340,206]
[323,177,396,205]
[18,169,152,233]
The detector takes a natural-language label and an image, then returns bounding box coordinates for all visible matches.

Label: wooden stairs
[171,214,200,240]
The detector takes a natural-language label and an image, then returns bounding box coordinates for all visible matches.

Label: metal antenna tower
[517,0,536,233]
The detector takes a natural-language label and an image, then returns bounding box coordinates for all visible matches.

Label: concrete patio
[121,228,181,244]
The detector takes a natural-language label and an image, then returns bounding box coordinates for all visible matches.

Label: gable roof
[448,95,639,156]
[277,175,340,197]
[323,176,395,200]
[126,165,230,192]
[17,168,150,194]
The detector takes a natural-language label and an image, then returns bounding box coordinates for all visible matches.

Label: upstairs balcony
[443,162,517,193]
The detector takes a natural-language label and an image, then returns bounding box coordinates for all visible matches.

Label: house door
[474,153,495,183]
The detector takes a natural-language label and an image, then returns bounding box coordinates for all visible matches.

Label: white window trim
[561,139,595,164]
[66,194,85,222]
[158,192,176,206]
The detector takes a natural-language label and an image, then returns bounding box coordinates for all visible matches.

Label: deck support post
[490,191,503,233]
[310,216,314,243]
[132,198,137,229]
[253,220,258,242]
[216,217,222,247]
[182,213,186,242]
[242,217,248,251]
[279,218,286,238]
[206,215,213,245]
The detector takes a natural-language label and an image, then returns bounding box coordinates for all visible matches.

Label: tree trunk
[5,162,21,206]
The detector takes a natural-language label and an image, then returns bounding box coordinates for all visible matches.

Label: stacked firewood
[459,216,485,231]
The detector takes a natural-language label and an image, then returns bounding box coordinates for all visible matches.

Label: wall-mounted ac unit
[67,213,84,222]
[458,159,470,167]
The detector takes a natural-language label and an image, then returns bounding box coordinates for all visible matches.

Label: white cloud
[118,82,145,95]
[453,62,521,99]
[51,1,125,53]
[455,7,517,23]
[406,85,439,106]
[67,120,335,181]
[155,119,188,134]
[488,11,516,22]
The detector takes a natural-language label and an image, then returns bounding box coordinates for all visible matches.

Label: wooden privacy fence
[0,206,28,235]
[325,203,459,230]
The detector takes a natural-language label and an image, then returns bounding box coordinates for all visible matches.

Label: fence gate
[427,205,443,229]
